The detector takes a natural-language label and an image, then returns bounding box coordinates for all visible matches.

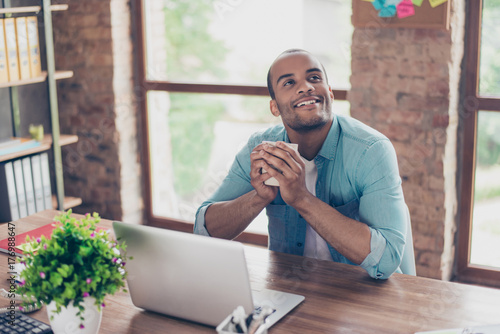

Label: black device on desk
[0,311,52,334]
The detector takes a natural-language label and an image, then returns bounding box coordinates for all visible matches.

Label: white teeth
[296,99,318,107]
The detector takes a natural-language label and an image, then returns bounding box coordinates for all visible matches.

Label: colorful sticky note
[412,0,424,6]
[429,0,447,8]
[397,0,415,18]
[379,5,397,17]
[362,0,375,2]
[372,0,385,10]
[385,0,404,5]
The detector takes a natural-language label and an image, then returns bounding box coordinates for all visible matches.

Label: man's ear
[270,100,280,117]
[329,86,334,100]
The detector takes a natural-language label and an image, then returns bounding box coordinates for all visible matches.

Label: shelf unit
[0,70,73,88]
[51,195,82,211]
[0,4,68,14]
[0,134,78,163]
[0,1,80,212]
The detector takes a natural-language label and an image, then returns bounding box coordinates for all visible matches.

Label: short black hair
[266,49,328,100]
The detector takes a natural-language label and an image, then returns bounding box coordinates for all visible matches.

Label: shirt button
[297,242,303,247]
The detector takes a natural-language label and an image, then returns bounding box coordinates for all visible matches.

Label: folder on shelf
[3,18,19,82]
[12,159,28,218]
[0,161,20,222]
[40,153,53,210]
[15,17,30,80]
[26,16,41,78]
[31,154,45,212]
[22,156,36,215]
[0,19,9,83]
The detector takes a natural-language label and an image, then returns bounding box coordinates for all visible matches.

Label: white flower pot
[46,297,102,334]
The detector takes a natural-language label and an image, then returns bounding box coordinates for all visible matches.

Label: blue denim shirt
[194,115,408,279]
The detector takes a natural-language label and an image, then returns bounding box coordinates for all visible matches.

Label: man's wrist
[250,190,274,209]
[290,192,317,217]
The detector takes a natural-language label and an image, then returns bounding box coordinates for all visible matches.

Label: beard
[283,114,330,133]
[275,99,333,133]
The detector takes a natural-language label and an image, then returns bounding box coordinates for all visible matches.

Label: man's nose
[297,80,314,94]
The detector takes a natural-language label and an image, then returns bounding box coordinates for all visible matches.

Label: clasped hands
[250,141,310,207]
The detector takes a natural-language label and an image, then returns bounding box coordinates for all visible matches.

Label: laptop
[112,222,305,328]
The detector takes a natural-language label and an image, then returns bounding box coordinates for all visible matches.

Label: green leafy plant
[17,210,131,327]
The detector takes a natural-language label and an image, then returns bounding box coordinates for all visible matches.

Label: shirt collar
[282,114,339,161]
[317,114,339,161]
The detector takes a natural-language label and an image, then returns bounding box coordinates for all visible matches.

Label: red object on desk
[0,222,107,256]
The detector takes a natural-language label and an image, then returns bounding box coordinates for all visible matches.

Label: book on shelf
[12,159,28,218]
[0,18,9,83]
[30,154,46,212]
[26,16,41,78]
[0,222,108,257]
[0,153,57,223]
[0,137,21,149]
[22,157,37,215]
[15,17,30,80]
[0,138,41,157]
[3,17,19,82]
[40,153,53,210]
[0,161,20,222]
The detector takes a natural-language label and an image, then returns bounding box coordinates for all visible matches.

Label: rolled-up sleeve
[356,140,408,279]
[194,203,212,236]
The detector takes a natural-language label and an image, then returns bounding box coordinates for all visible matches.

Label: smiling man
[194,49,410,279]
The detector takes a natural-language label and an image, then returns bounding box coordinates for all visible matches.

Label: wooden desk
[1,210,500,333]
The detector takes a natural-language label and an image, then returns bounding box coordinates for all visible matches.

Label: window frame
[456,0,500,288]
[134,0,349,246]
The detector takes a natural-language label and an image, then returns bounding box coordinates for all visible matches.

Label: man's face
[269,52,334,133]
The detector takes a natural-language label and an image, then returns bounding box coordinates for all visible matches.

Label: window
[135,0,352,244]
[457,0,500,287]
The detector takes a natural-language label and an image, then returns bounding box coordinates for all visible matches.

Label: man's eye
[310,75,321,81]
[283,80,294,86]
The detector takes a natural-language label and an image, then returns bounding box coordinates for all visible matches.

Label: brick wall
[52,0,143,223]
[348,1,465,279]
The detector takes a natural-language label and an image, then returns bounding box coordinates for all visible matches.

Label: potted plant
[17,210,131,333]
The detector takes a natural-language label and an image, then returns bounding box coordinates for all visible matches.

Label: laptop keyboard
[0,311,52,334]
